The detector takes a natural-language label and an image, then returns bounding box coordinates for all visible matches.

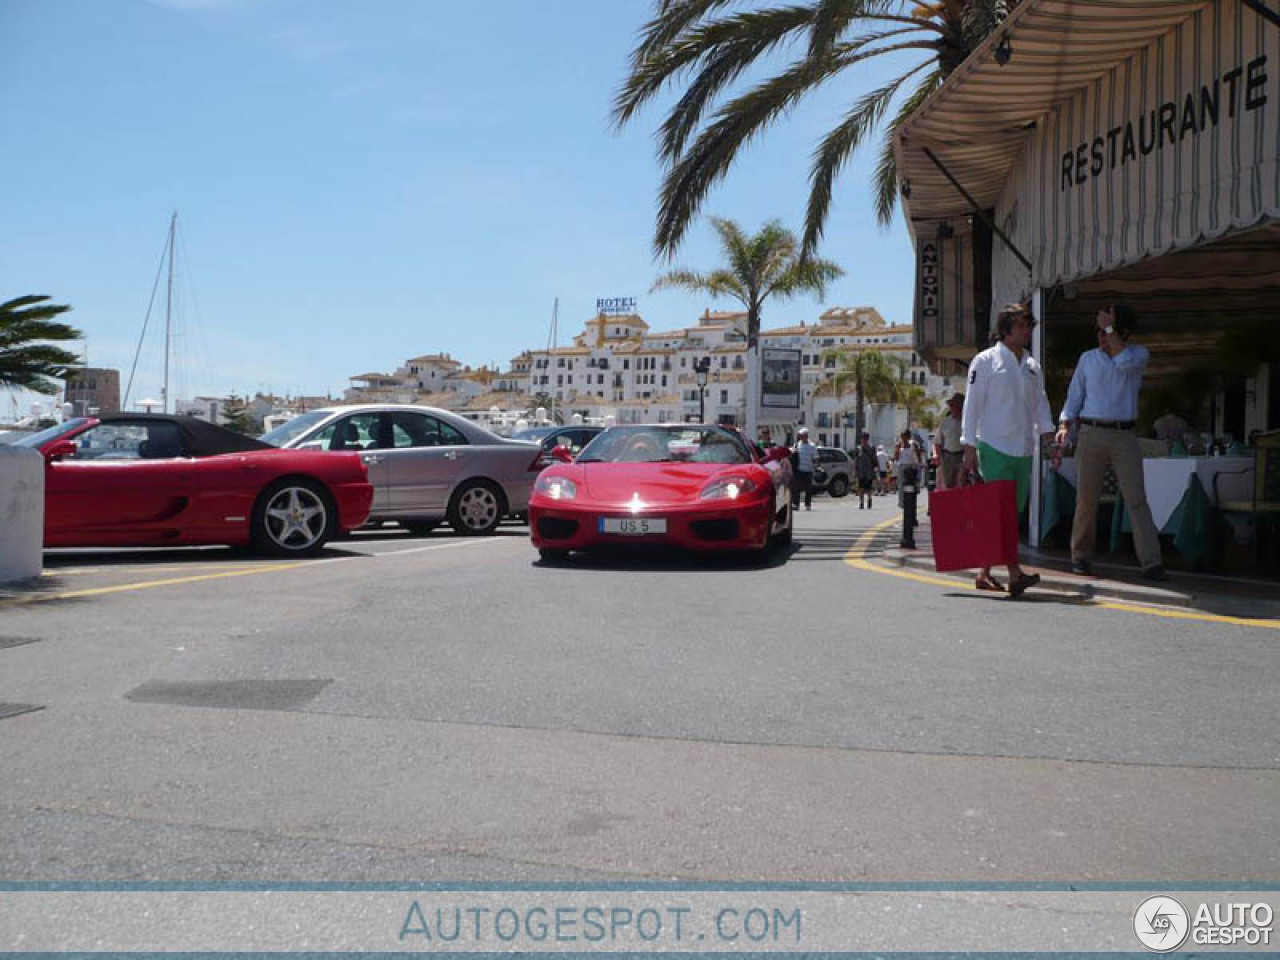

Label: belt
[942,449,964,456]
[1078,417,1135,430]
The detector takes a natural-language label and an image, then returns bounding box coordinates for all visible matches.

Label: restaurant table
[1042,456,1255,564]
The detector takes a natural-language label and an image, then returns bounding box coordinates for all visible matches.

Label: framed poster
[761,347,801,409]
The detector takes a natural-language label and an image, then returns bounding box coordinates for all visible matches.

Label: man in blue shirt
[1055,304,1166,580]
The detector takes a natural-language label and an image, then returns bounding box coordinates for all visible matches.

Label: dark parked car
[510,424,604,469]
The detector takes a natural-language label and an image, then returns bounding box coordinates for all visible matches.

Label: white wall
[0,445,44,582]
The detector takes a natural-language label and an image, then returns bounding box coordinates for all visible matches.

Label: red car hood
[579,461,756,503]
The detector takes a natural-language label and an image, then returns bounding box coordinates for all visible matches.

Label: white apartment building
[343,306,957,446]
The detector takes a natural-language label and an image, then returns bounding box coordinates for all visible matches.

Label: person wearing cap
[790,427,817,511]
[1055,303,1166,580]
[937,392,966,490]
[960,302,1056,597]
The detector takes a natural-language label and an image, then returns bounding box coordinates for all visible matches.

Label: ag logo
[1134,896,1190,952]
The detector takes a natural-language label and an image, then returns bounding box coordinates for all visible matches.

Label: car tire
[448,480,506,536]
[538,548,570,564]
[828,475,850,498]
[401,519,440,536]
[250,478,336,556]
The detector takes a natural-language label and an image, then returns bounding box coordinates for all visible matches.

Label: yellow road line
[843,516,1280,631]
[3,537,509,607]
[0,562,317,606]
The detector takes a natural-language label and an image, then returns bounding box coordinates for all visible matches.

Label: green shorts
[976,441,1031,513]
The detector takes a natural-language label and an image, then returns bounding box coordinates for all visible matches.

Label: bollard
[899,465,919,549]
[0,444,45,583]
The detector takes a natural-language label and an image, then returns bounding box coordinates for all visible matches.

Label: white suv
[813,446,854,498]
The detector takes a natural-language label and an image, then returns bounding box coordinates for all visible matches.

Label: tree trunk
[745,307,761,440]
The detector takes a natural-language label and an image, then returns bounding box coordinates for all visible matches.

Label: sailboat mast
[163,211,176,414]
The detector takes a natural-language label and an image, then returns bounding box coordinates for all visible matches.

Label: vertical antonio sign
[914,240,940,353]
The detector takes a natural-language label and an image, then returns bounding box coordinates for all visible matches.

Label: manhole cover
[0,703,44,721]
[0,637,40,650]
[127,678,333,711]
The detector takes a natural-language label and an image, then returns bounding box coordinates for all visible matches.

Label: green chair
[1212,429,1280,572]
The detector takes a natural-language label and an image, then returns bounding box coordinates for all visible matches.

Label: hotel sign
[597,297,637,315]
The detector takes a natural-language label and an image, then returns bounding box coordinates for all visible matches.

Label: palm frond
[801,60,929,257]
[653,37,934,257]
[873,69,941,225]
[629,0,740,74]
[647,6,818,160]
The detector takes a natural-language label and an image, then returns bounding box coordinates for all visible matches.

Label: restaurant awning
[895,0,1213,230]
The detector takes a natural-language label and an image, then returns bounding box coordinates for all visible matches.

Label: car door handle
[363,454,383,464]
[443,450,458,460]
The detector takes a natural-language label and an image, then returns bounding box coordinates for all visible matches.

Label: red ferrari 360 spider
[528,424,793,563]
[17,414,373,555]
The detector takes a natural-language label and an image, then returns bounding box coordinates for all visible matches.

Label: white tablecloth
[1054,457,1254,529]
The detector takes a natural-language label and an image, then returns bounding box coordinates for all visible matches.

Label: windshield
[577,425,751,464]
[11,418,87,448]
[258,410,333,447]
[509,426,554,441]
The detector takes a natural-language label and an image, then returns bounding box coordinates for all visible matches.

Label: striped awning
[895,0,1213,228]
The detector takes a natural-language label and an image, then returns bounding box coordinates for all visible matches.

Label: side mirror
[44,439,76,462]
[550,444,574,463]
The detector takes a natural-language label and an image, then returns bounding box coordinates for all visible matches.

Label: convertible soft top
[96,413,274,457]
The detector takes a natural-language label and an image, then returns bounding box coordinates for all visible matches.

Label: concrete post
[0,444,44,583]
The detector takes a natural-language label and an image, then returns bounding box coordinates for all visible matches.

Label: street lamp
[694,356,711,424]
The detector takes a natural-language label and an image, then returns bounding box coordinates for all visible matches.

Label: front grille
[691,518,739,541]
[537,517,579,540]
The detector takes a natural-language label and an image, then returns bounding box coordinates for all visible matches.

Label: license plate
[600,516,667,535]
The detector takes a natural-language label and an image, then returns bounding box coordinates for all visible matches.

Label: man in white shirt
[791,427,817,511]
[960,302,1056,597]
[1055,303,1166,580]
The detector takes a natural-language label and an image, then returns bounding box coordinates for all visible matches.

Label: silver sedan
[260,405,541,535]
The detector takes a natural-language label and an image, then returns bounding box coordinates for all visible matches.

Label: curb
[880,547,1201,608]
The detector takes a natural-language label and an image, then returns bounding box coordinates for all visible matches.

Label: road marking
[843,516,1280,631]
[3,538,509,607]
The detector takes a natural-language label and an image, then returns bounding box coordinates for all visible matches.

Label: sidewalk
[872,495,1280,622]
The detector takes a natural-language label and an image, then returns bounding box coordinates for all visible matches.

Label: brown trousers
[1070,425,1163,569]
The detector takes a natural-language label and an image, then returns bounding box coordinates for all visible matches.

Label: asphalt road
[0,498,1276,881]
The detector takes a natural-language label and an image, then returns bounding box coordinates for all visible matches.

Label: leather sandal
[1008,572,1041,598]
[974,574,1006,592]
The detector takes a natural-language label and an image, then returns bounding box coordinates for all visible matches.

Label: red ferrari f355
[16,414,373,555]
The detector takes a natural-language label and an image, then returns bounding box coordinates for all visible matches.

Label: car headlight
[535,475,577,500]
[699,476,756,500]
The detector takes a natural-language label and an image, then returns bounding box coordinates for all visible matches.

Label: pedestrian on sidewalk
[960,302,1056,597]
[937,393,966,490]
[853,431,877,509]
[875,444,889,495]
[1055,303,1167,581]
[791,427,817,511]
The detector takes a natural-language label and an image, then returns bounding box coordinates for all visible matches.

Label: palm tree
[652,217,842,436]
[825,346,906,440]
[0,295,82,395]
[899,383,930,428]
[615,0,1016,258]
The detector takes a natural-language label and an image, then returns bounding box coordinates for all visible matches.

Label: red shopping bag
[929,479,1019,571]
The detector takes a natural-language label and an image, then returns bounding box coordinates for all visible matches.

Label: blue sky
[1,0,919,415]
